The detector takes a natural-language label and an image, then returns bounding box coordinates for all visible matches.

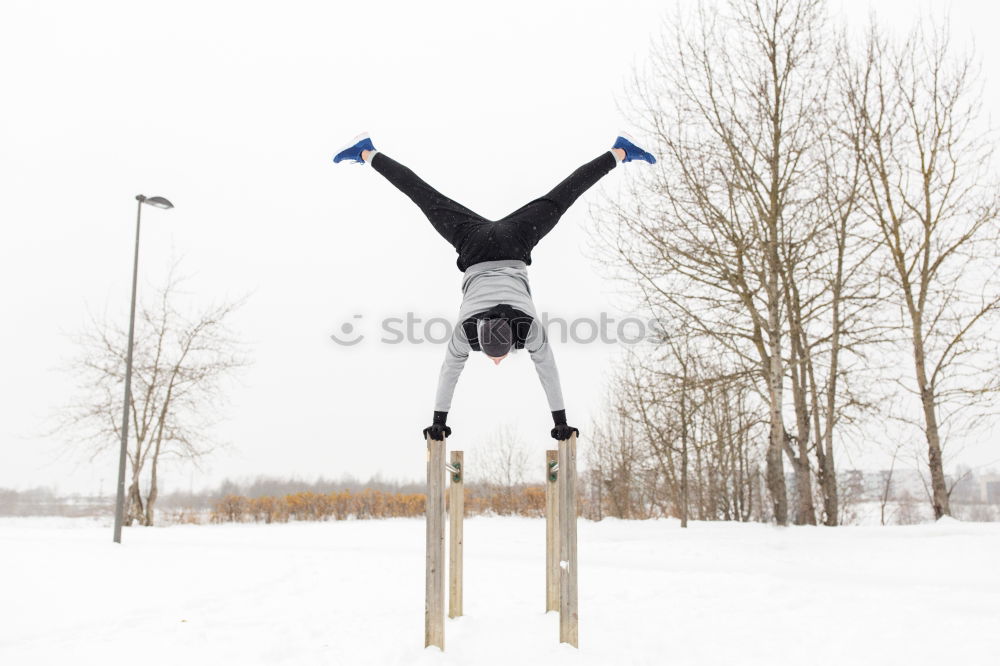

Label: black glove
[423,411,452,441]
[550,409,580,441]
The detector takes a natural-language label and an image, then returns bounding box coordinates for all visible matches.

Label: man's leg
[503,151,620,247]
[368,153,486,249]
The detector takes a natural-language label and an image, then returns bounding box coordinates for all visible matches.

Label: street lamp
[113,194,174,544]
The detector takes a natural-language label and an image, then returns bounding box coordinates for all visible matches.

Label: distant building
[799,468,998,504]
[979,474,1000,504]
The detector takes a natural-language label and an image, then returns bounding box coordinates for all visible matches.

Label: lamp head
[135,194,174,209]
[145,196,174,209]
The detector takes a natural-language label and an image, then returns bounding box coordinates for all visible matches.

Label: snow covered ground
[1,517,998,666]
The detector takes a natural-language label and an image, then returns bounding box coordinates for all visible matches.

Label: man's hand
[423,423,452,441]
[550,424,579,441]
[550,409,579,441]
[423,410,451,441]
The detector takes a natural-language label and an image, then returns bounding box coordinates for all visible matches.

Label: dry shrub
[329,491,352,520]
[249,496,289,523]
[386,492,425,517]
[286,491,333,521]
[520,486,546,517]
[209,485,553,524]
[211,494,249,523]
[166,509,204,525]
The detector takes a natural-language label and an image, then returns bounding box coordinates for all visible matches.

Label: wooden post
[558,433,579,647]
[545,449,560,613]
[448,450,464,619]
[425,436,445,649]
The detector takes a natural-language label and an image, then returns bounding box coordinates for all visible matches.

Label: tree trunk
[819,448,838,526]
[680,441,689,528]
[144,459,158,527]
[126,479,143,526]
[680,377,689,528]
[793,455,815,526]
[783,269,818,526]
[767,422,788,525]
[145,389,173,527]
[766,344,789,525]
[819,213,847,527]
[791,369,817,526]
[812,349,840,526]
[912,332,950,518]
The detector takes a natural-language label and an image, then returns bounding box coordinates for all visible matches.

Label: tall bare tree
[781,64,889,525]
[61,269,248,526]
[596,0,844,524]
[844,19,1000,518]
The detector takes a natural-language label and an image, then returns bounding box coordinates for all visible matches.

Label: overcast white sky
[1,0,997,495]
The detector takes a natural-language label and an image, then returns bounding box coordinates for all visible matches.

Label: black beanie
[479,318,513,357]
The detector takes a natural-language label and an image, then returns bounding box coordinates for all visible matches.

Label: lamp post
[113,194,173,544]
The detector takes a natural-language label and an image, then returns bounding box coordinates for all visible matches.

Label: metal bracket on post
[425,436,446,650]
[449,450,464,619]
[558,433,579,647]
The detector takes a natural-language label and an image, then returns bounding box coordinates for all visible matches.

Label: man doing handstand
[333,133,655,441]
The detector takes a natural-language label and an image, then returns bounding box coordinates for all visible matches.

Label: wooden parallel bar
[425,436,446,649]
[545,449,560,613]
[449,450,464,619]
[558,433,579,647]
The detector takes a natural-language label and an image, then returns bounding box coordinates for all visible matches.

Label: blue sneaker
[333,132,376,164]
[612,132,656,164]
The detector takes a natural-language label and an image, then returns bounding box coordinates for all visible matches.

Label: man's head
[479,318,512,365]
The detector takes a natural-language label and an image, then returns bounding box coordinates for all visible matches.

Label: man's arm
[525,324,565,412]
[424,329,470,441]
[434,330,470,412]
[526,322,579,440]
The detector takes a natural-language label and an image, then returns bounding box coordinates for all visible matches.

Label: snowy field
[1,517,998,666]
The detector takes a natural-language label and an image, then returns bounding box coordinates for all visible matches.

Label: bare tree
[783,63,889,526]
[595,0,847,524]
[589,370,655,520]
[475,425,530,515]
[591,341,766,524]
[844,18,1000,518]
[60,268,249,526]
[618,340,707,525]
[879,443,902,527]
